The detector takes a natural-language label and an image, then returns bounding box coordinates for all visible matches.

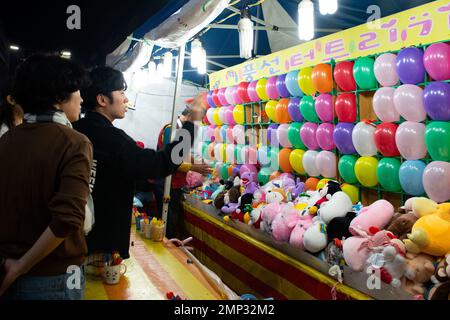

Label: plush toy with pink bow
[349,200,395,237]
[271,204,302,242]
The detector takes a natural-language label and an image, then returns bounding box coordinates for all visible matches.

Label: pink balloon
[226,126,234,143]
[277,124,292,148]
[248,146,258,165]
[395,122,427,160]
[225,106,236,126]
[373,87,400,122]
[206,108,215,125]
[393,85,426,122]
[240,164,258,177]
[374,53,399,87]
[247,81,260,102]
[232,86,243,104]
[300,122,319,150]
[206,125,216,142]
[266,76,279,100]
[315,94,334,122]
[218,106,228,124]
[316,123,336,151]
[214,127,223,143]
[315,151,337,178]
[225,87,236,105]
[232,125,245,144]
[423,43,450,81]
[218,88,228,106]
[423,161,450,202]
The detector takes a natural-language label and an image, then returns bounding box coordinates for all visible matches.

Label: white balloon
[258,146,271,166]
[352,122,377,156]
[218,107,228,124]
[277,124,292,148]
[373,87,400,122]
[232,125,245,144]
[225,144,235,164]
[214,143,224,162]
[206,108,215,124]
[225,87,236,105]
[302,150,320,177]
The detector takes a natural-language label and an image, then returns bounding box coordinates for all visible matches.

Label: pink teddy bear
[260,202,282,234]
[271,204,301,242]
[349,200,395,236]
[289,211,313,250]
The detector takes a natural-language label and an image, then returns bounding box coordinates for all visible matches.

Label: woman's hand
[191,163,213,176]
[0,259,26,296]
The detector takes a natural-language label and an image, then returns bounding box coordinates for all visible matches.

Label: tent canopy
[115,0,434,87]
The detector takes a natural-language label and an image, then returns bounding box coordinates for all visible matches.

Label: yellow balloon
[316,178,331,190]
[256,78,269,100]
[298,67,316,96]
[265,100,278,122]
[289,149,306,174]
[213,108,223,125]
[355,156,379,187]
[233,104,245,124]
[222,144,227,163]
[341,183,359,204]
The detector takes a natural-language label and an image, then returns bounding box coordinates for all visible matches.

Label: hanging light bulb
[319,0,338,15]
[197,48,207,75]
[147,61,157,83]
[191,39,202,68]
[163,51,173,78]
[238,8,253,59]
[298,0,315,41]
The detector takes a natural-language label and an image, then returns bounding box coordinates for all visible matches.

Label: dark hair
[12,54,89,114]
[82,66,127,110]
[0,80,23,129]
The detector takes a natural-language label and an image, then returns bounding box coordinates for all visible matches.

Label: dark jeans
[166,188,186,240]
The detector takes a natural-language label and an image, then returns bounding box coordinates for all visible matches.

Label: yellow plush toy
[404,203,450,257]
[411,197,438,218]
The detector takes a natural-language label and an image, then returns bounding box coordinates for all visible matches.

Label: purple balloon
[423,82,450,121]
[267,124,279,147]
[316,123,336,151]
[396,47,426,84]
[287,97,303,122]
[300,122,319,150]
[315,94,334,122]
[333,123,357,154]
[207,91,216,108]
[276,74,290,98]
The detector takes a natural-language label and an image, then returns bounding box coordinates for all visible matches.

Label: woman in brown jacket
[0,54,92,300]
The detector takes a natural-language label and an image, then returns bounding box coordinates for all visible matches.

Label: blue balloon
[399,160,426,195]
[285,70,304,97]
[221,125,228,142]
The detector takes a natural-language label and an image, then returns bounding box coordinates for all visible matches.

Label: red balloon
[237,82,251,103]
[335,93,356,122]
[212,89,221,107]
[203,115,210,125]
[202,92,208,109]
[374,123,400,157]
[334,61,356,91]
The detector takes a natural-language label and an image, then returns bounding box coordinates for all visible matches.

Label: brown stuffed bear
[428,254,450,300]
[387,211,418,240]
[404,252,435,296]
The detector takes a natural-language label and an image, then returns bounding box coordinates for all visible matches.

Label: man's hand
[191,163,213,176]
[184,93,206,122]
[0,259,25,297]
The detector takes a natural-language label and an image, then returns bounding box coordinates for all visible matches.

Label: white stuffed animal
[303,220,328,253]
[318,191,353,224]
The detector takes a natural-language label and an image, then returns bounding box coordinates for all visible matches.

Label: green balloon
[300,96,319,123]
[353,57,377,90]
[270,148,279,170]
[221,163,230,180]
[258,167,272,185]
[210,160,217,169]
[288,123,306,149]
[425,121,450,161]
[202,143,210,160]
[377,158,402,192]
[338,155,358,183]
[235,145,244,164]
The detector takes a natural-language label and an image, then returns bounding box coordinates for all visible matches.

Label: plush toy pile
[187,172,450,300]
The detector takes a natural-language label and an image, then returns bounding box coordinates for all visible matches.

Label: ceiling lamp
[298,0,315,41]
[190,38,202,68]
[197,48,207,74]
[319,0,338,15]
[237,8,253,59]
[162,51,173,78]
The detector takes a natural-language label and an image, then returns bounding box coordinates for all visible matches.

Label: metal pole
[254,5,260,56]
[161,43,186,237]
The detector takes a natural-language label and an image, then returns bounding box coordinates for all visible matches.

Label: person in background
[0,82,23,138]
[73,66,205,262]
[155,97,212,240]
[0,54,92,300]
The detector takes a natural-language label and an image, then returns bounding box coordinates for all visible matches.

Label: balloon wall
[202,42,450,203]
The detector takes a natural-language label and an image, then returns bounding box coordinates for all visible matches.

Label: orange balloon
[270,171,281,181]
[227,164,234,176]
[312,63,333,93]
[305,177,320,191]
[278,148,293,173]
[208,142,216,160]
[213,127,222,143]
[275,98,291,124]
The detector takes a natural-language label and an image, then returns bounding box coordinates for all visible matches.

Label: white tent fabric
[105,35,132,67]
[262,0,301,52]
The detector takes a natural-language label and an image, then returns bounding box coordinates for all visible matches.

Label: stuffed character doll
[240,172,258,195]
[387,211,418,241]
[404,252,436,296]
[326,212,356,242]
[366,244,406,288]
[220,180,242,219]
[271,204,301,242]
[303,220,328,253]
[349,200,395,237]
[260,202,282,234]
[308,180,342,215]
[428,254,450,300]
[265,188,287,204]
[213,178,234,209]
[404,203,450,257]
[290,178,305,201]
[318,191,353,224]
[249,202,265,229]
[289,210,314,250]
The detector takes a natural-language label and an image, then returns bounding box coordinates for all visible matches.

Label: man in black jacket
[73,66,202,259]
